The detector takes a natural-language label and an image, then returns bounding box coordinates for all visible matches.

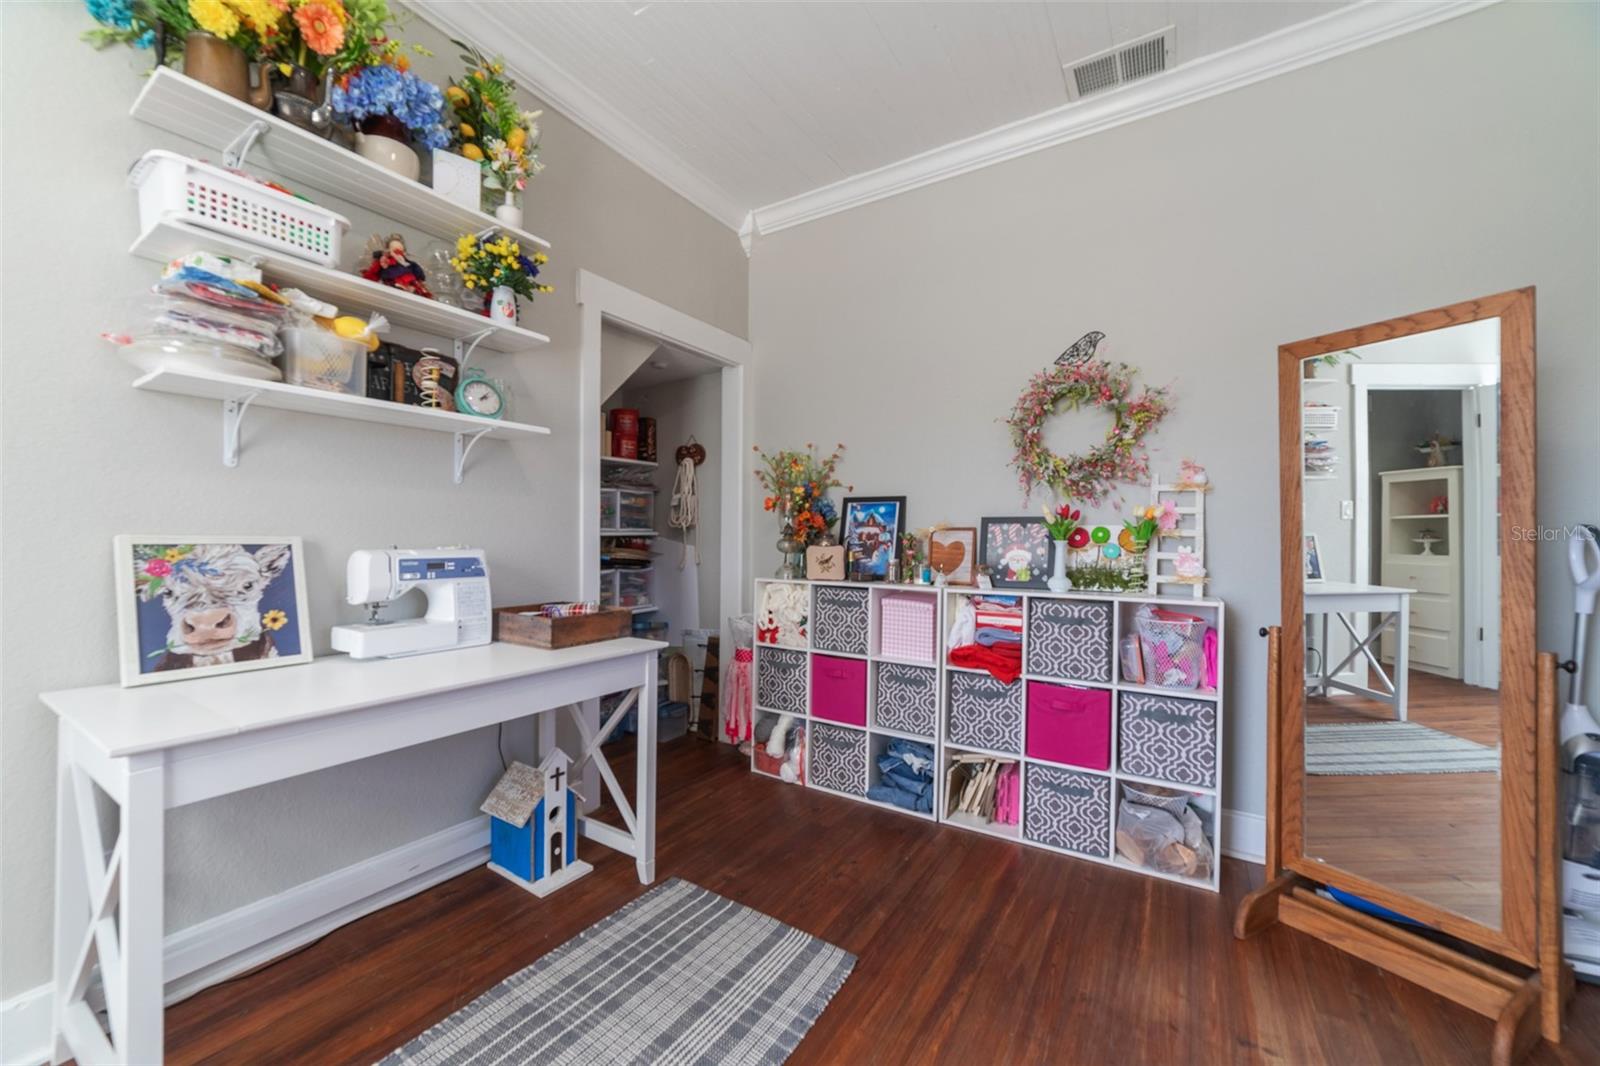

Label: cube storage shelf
[751,579,1226,891]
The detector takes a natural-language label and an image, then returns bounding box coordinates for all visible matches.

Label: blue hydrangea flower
[332,66,450,151]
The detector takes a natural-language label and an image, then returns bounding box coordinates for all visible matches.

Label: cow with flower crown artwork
[116,537,311,687]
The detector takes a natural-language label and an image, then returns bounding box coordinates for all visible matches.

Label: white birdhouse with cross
[482,749,593,897]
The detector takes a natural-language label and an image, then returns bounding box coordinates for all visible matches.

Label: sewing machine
[331,548,493,659]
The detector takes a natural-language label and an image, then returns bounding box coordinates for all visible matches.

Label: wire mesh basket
[1134,604,1208,689]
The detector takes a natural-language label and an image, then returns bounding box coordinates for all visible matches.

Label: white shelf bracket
[454,328,494,370]
[223,119,270,170]
[221,392,260,468]
[453,428,492,484]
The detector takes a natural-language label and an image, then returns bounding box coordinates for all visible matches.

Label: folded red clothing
[949,642,1024,685]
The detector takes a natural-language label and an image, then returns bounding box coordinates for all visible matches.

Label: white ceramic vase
[494,198,523,228]
[355,132,420,181]
[488,285,517,325]
[1048,539,1072,593]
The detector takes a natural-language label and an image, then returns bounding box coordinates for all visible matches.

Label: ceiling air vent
[1065,26,1175,102]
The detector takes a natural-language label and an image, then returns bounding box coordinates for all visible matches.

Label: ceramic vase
[495,190,524,228]
[1048,539,1072,593]
[488,285,517,325]
[355,115,420,180]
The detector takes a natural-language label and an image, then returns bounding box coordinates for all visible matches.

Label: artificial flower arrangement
[448,233,552,306]
[444,41,546,205]
[1122,500,1179,550]
[1041,503,1082,542]
[330,60,450,149]
[753,443,848,546]
[81,0,285,62]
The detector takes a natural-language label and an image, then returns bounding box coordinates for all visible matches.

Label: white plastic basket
[128,150,350,268]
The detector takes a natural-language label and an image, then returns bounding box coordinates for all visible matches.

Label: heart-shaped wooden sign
[929,538,966,575]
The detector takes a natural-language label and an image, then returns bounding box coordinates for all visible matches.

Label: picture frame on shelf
[979,517,1052,589]
[1304,533,1325,582]
[841,496,905,582]
[928,526,978,586]
[114,535,312,688]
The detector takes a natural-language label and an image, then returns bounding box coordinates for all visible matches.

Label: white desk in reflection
[1304,581,1413,720]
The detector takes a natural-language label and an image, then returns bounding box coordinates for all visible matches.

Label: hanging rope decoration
[1005,333,1170,505]
[669,437,706,568]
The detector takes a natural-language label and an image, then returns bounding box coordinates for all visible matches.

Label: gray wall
[747,1,1599,820]
[0,2,747,997]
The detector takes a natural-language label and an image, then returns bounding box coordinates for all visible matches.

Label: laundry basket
[129,150,349,267]
[1134,605,1209,690]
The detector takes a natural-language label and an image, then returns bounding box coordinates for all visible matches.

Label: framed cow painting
[113,535,312,687]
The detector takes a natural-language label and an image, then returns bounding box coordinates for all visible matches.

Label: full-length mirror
[1300,319,1504,926]
[1279,289,1536,956]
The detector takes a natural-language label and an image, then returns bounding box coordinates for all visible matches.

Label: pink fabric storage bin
[811,654,867,726]
[1025,681,1111,770]
[879,592,937,663]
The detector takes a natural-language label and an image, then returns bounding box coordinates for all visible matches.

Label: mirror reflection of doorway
[1300,318,1503,928]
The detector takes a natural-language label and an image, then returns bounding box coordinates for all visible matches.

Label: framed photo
[114,536,312,687]
[1304,533,1325,583]
[806,544,846,581]
[980,517,1052,589]
[841,496,906,582]
[928,526,978,586]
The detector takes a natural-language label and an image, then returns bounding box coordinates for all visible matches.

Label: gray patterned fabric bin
[1024,764,1110,856]
[756,647,807,714]
[948,671,1023,754]
[1119,692,1218,788]
[1026,598,1112,682]
[874,662,937,737]
[810,722,867,795]
[813,586,870,656]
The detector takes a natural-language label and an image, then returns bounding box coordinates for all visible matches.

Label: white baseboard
[1221,808,1267,864]
[1,816,488,1066]
[0,984,52,1066]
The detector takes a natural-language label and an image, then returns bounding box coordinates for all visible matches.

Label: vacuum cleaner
[1559,524,1600,982]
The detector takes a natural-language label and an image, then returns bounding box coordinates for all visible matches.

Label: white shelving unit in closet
[751,578,1227,892]
[123,69,554,482]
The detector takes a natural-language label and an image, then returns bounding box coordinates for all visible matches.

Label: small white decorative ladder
[1148,474,1207,599]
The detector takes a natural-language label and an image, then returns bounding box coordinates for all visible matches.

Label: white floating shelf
[599,529,658,538]
[132,366,549,483]
[601,455,658,468]
[130,219,550,354]
[129,68,551,251]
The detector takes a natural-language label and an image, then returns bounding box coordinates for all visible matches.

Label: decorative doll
[362,233,434,299]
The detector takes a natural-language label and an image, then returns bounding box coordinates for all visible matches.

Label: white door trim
[576,271,750,741]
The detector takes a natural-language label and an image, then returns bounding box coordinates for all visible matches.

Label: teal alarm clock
[456,368,507,420]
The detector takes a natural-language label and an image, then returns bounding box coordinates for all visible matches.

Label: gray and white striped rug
[1306,722,1500,776]
[379,878,855,1066]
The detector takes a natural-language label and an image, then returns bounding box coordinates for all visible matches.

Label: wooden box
[494,604,632,649]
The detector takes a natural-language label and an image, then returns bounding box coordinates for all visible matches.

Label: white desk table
[42,638,662,1066]
[1303,581,1413,719]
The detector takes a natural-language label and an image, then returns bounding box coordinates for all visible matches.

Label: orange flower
[294,1,345,56]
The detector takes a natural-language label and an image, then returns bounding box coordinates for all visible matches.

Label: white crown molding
[406,0,750,232]
[748,0,1499,238]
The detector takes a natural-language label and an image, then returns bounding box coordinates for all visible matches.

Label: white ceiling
[414,1,1486,237]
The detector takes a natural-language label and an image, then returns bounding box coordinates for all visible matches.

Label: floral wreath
[1006,359,1169,504]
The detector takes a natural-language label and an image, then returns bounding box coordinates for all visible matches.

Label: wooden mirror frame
[1275,288,1537,958]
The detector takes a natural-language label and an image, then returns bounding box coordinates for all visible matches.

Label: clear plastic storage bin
[617,489,655,531]
[280,328,367,395]
[618,567,655,609]
[600,489,620,530]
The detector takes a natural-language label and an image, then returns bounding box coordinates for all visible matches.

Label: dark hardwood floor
[163,739,1600,1065]
[1305,670,1503,928]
